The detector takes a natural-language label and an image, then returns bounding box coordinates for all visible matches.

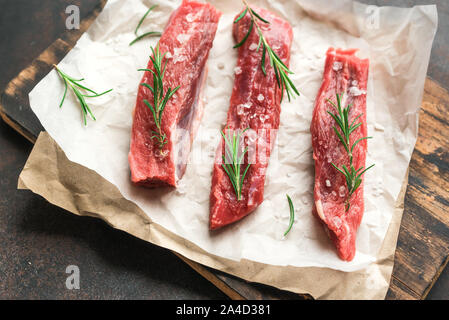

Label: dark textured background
[0,0,447,299]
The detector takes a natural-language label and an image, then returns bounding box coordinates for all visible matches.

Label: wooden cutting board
[1,0,448,300]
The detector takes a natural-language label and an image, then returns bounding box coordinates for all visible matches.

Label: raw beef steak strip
[311,48,370,261]
[209,8,293,230]
[129,0,221,188]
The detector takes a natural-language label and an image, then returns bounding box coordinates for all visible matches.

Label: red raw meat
[311,48,370,261]
[129,0,221,188]
[209,8,293,230]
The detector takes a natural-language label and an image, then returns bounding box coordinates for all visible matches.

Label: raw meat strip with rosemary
[129,0,221,188]
[311,48,370,261]
[209,7,293,230]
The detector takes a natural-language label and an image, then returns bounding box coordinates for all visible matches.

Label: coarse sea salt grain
[301,195,309,205]
[375,123,385,131]
[173,47,186,63]
[177,33,191,44]
[259,114,270,123]
[257,94,264,101]
[237,103,252,115]
[333,61,343,71]
[186,13,194,22]
[234,66,242,75]
[249,43,258,51]
[349,86,367,96]
[325,179,331,187]
[339,185,346,197]
[332,216,342,228]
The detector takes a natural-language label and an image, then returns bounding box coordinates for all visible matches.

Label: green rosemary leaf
[261,46,267,75]
[331,163,345,176]
[143,99,158,127]
[135,5,158,35]
[256,36,262,52]
[349,122,362,135]
[270,48,289,71]
[83,89,113,98]
[356,164,375,179]
[351,136,372,153]
[233,1,300,102]
[241,164,251,188]
[327,93,375,211]
[250,9,270,24]
[54,65,112,125]
[139,44,180,151]
[284,194,295,237]
[352,178,362,194]
[350,113,364,128]
[326,98,338,110]
[284,72,300,96]
[234,8,248,24]
[326,108,339,121]
[220,128,251,200]
[71,81,99,96]
[59,79,68,108]
[129,31,162,46]
[140,83,155,94]
[333,126,349,153]
[233,20,253,49]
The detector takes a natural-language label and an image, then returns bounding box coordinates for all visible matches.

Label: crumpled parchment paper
[23,0,437,298]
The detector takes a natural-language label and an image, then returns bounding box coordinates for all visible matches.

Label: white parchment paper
[28,0,437,272]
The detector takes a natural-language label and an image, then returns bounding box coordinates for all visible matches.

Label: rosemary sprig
[138,44,180,151]
[130,5,162,46]
[221,128,251,201]
[135,5,157,35]
[130,31,162,46]
[327,93,375,211]
[54,65,113,125]
[284,194,295,237]
[233,0,299,102]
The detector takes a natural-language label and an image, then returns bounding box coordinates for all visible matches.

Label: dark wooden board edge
[2,0,448,301]
[385,79,449,300]
[0,110,36,144]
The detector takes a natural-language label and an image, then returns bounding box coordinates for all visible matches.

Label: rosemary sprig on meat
[233,0,299,102]
[129,5,162,46]
[284,194,295,237]
[327,93,374,212]
[221,128,251,201]
[54,65,113,125]
[138,44,180,151]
